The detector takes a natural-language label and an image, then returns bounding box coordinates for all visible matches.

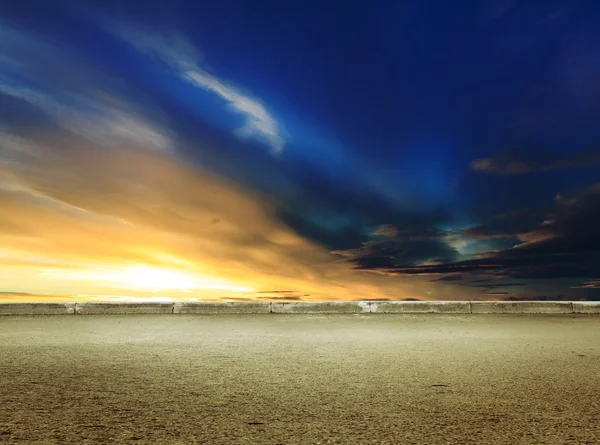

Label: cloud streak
[110,24,284,155]
[0,23,422,302]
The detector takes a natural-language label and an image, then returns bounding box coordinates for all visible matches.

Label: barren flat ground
[1,314,599,445]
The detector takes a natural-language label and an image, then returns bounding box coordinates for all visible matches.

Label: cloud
[471,150,600,175]
[501,295,592,301]
[0,23,173,155]
[472,282,529,289]
[431,275,464,282]
[331,224,459,270]
[459,225,513,240]
[571,280,600,289]
[0,291,76,302]
[0,127,410,299]
[370,224,399,238]
[333,183,600,283]
[109,24,284,155]
[0,82,172,152]
[256,295,304,301]
[0,25,418,301]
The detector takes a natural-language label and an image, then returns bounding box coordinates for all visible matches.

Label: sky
[1,0,600,302]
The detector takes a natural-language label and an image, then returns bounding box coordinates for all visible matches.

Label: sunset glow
[1,2,600,303]
[42,266,256,293]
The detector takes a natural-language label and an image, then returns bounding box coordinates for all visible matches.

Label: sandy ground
[0,314,599,445]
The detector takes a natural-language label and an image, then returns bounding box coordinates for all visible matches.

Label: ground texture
[1,314,599,444]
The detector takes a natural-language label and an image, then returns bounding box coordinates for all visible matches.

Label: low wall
[173,302,270,314]
[75,303,173,315]
[0,303,75,315]
[470,301,574,314]
[271,301,371,314]
[369,301,471,313]
[0,301,599,315]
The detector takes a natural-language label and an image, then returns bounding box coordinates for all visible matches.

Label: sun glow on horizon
[41,265,255,293]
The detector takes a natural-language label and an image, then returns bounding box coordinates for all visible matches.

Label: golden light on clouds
[0,128,424,302]
[43,265,256,293]
[0,26,433,303]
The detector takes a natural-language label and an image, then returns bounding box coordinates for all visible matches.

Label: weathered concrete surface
[370,301,471,313]
[0,314,599,445]
[271,301,370,313]
[573,301,600,314]
[470,301,573,314]
[173,302,270,314]
[0,303,75,315]
[75,302,173,315]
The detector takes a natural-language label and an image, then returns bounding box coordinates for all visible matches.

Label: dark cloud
[501,295,596,301]
[471,150,600,175]
[334,183,600,283]
[256,295,304,301]
[332,224,459,271]
[352,297,422,301]
[460,225,513,240]
[432,275,464,282]
[353,298,392,301]
[252,290,296,294]
[472,283,529,289]
[571,280,600,289]
[432,276,529,290]
[220,297,255,302]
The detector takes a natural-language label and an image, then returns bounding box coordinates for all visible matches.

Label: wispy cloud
[471,150,600,175]
[109,24,284,155]
[0,22,410,302]
[0,80,171,152]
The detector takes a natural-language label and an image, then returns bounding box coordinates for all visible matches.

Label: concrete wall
[470,301,573,314]
[572,302,600,314]
[0,303,75,315]
[1,301,599,315]
[271,301,371,314]
[174,302,270,314]
[75,303,173,315]
[369,301,470,313]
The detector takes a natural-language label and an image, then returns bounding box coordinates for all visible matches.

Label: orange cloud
[0,128,424,301]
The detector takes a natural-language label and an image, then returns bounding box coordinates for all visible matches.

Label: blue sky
[1,0,600,301]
